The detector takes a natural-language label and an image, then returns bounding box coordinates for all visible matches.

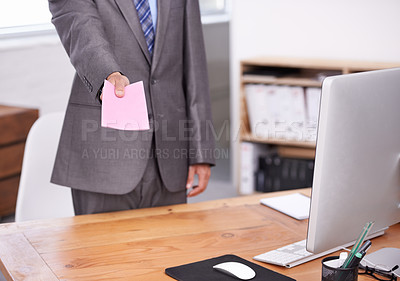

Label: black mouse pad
[165,254,296,281]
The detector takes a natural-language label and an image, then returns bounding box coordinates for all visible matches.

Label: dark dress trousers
[49,0,216,195]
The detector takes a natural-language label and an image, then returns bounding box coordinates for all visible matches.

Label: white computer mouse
[213,261,256,280]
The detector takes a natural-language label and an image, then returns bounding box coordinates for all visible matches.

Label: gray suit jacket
[49,0,215,194]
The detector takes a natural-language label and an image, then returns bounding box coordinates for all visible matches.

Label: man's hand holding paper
[102,72,130,99]
[101,78,150,131]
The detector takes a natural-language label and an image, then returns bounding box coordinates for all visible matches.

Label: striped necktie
[133,0,155,56]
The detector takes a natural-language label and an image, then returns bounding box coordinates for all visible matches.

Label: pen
[357,240,371,254]
[347,251,366,268]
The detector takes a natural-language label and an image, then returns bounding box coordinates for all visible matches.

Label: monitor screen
[306,67,400,254]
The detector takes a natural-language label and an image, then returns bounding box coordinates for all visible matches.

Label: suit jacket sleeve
[183,0,216,166]
[49,0,121,98]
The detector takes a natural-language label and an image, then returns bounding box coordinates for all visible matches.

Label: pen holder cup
[322,256,358,281]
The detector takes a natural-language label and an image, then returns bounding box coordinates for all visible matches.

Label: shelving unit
[239,56,400,193]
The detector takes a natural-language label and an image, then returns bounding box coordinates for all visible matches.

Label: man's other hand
[100,72,130,100]
[186,164,211,197]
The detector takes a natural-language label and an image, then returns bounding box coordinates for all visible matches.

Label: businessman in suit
[49,0,216,214]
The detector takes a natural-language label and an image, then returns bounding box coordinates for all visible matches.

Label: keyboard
[253,240,341,268]
[253,229,387,268]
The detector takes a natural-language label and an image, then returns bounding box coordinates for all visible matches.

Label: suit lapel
[151,0,171,72]
[115,0,151,65]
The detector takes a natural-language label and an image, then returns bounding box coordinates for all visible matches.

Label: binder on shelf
[305,87,321,142]
[275,85,292,140]
[255,154,273,192]
[256,154,314,193]
[240,142,269,194]
[288,86,307,141]
[245,84,268,138]
[245,84,277,139]
[245,84,309,142]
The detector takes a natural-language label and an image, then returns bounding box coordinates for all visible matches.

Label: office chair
[15,112,74,222]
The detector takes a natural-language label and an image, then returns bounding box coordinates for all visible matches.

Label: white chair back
[15,112,74,222]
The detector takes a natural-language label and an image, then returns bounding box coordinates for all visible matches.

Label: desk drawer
[0,175,20,217]
[0,142,25,178]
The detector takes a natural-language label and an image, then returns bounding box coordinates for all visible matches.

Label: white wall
[230,0,400,187]
[0,34,74,115]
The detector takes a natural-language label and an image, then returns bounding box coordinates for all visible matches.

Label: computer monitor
[306,68,400,255]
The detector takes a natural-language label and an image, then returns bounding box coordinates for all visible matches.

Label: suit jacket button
[151,79,158,85]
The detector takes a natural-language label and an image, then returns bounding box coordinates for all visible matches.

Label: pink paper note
[101,80,150,131]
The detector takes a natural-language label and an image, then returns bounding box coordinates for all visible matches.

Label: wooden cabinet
[0,105,38,218]
[239,57,400,193]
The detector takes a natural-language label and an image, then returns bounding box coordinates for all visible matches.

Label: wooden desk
[0,188,399,281]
